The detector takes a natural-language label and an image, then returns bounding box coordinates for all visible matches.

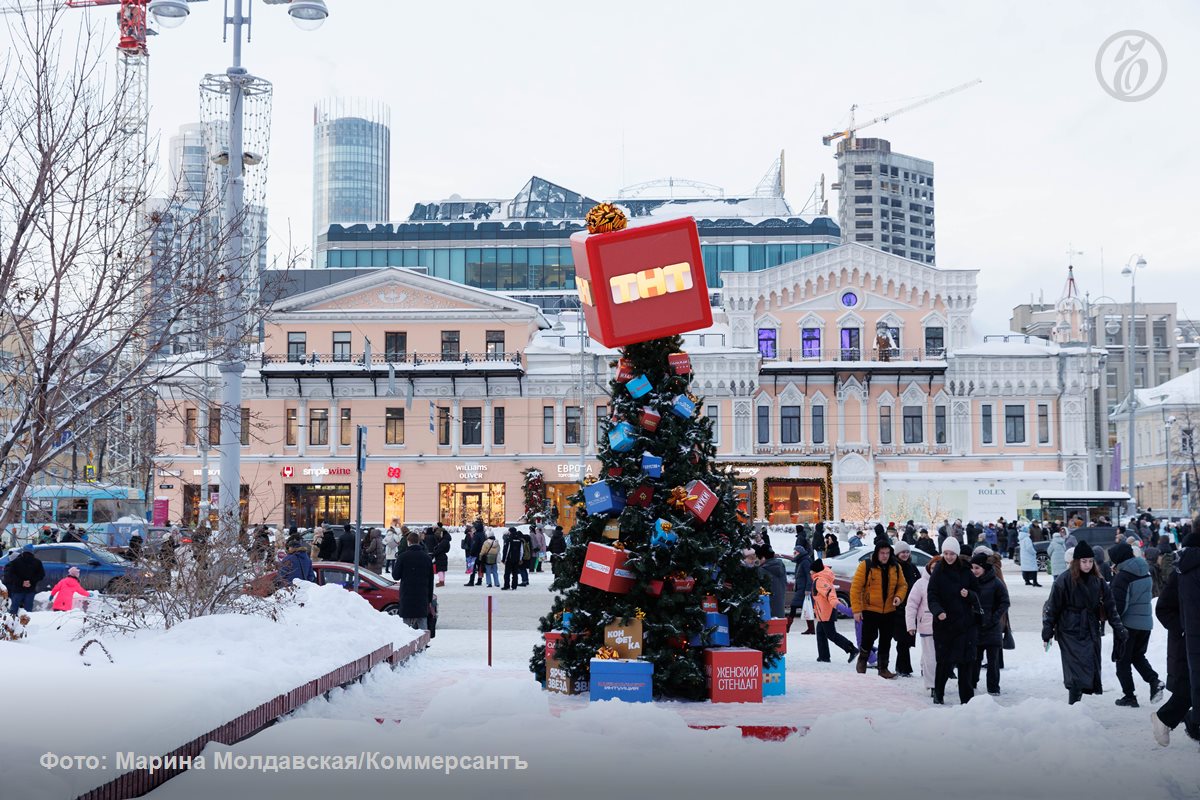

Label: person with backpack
[479,530,501,588]
[518,527,533,586]
[849,540,908,680]
[501,527,525,590]
[1108,541,1164,708]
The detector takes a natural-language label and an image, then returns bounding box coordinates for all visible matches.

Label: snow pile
[0,582,423,800]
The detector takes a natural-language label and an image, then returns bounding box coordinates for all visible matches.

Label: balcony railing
[762,347,945,363]
[263,351,524,367]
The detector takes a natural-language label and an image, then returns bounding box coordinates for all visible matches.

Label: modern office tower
[312,97,391,257]
[835,138,936,264]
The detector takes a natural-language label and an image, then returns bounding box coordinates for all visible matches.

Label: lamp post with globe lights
[1120,255,1147,518]
[149,0,329,534]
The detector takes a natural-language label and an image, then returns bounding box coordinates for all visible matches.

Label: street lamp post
[1165,414,1176,515]
[1082,292,1120,489]
[150,0,329,535]
[1120,255,1147,518]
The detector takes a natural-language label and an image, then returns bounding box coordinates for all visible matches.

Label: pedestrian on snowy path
[892,541,922,677]
[1048,532,1067,579]
[392,531,434,631]
[927,537,979,705]
[48,566,89,611]
[812,559,858,663]
[3,545,44,613]
[1108,542,1164,708]
[906,556,939,695]
[785,526,814,634]
[1151,557,1199,746]
[850,540,908,679]
[1019,528,1041,586]
[970,552,1010,696]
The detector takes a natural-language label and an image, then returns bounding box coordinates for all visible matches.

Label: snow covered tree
[530,335,782,700]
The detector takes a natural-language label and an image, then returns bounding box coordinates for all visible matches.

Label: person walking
[531,525,548,573]
[48,567,89,612]
[786,526,814,634]
[903,520,917,546]
[1108,542,1164,708]
[361,528,383,572]
[1174,528,1200,738]
[278,539,317,585]
[927,537,979,705]
[892,541,922,678]
[1042,542,1129,704]
[479,530,501,588]
[812,558,858,663]
[970,552,1010,696]
[433,525,451,587]
[1019,527,1042,586]
[501,527,525,590]
[518,527,534,586]
[757,545,788,619]
[337,524,357,564]
[384,525,403,574]
[914,528,937,557]
[906,556,940,696]
[1151,559,1199,746]
[849,540,908,679]
[465,519,486,586]
[548,525,567,575]
[1048,531,1067,579]
[824,533,841,558]
[391,531,435,631]
[3,545,45,614]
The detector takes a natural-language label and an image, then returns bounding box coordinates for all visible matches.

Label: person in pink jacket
[905,556,940,695]
[49,567,90,612]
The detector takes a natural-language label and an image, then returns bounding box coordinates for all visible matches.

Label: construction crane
[822,78,981,147]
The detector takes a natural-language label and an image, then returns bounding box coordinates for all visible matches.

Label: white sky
[13,0,1200,332]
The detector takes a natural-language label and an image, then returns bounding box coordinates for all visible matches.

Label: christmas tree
[531,335,782,700]
[521,467,546,522]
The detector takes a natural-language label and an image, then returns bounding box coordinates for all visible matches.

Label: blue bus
[10,484,149,547]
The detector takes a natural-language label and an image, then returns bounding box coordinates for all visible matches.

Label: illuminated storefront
[439,482,506,526]
[545,482,581,531]
[765,479,824,525]
[284,484,351,529]
[383,483,405,529]
[182,483,249,527]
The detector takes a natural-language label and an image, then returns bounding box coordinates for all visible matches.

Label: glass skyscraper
[312,98,391,259]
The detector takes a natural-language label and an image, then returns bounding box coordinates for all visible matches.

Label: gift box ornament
[766,617,788,654]
[668,574,696,593]
[670,394,696,418]
[762,656,786,697]
[647,579,665,597]
[580,542,636,594]
[544,630,577,660]
[602,520,621,540]
[704,647,763,703]
[641,452,663,478]
[607,466,623,478]
[603,619,644,659]
[627,374,652,399]
[608,421,637,453]
[668,352,692,375]
[702,595,719,613]
[639,407,662,433]
[570,214,713,348]
[756,593,772,621]
[615,358,635,383]
[559,611,573,630]
[689,612,730,647]
[589,658,653,703]
[628,484,654,508]
[683,479,718,522]
[584,481,627,515]
[650,519,677,549]
[546,657,589,695]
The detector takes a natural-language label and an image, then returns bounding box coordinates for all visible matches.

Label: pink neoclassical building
[153,242,1099,530]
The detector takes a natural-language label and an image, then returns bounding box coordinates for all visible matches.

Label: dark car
[0,543,148,593]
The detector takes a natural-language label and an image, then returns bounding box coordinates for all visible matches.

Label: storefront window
[384,484,405,528]
[183,483,249,527]
[284,483,350,529]
[439,483,505,527]
[765,479,822,525]
[545,482,579,532]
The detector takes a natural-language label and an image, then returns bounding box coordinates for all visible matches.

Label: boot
[1151,711,1170,747]
[933,689,944,705]
[856,653,869,674]
[878,668,897,680]
[1150,680,1165,703]
[785,608,798,633]
[1114,694,1140,708]
[847,648,860,664]
[803,619,815,635]
[1068,689,1082,705]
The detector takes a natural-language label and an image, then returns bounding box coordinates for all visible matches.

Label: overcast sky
[21,1,1200,332]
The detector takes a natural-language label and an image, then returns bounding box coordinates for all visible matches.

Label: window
[854,179,872,190]
[855,220,873,229]
[208,405,221,446]
[437,407,450,446]
[854,195,873,204]
[493,406,505,446]
[879,326,900,357]
[981,404,993,444]
[925,326,945,357]
[880,406,892,445]
[339,408,352,447]
[241,406,251,446]
[309,408,329,446]
[332,331,351,363]
[386,408,405,445]
[757,328,777,359]
[185,407,197,446]
[441,330,460,360]
[462,407,482,445]
[812,406,825,444]
[840,327,861,360]
[1004,404,1025,444]
[1038,404,1050,444]
[853,164,872,174]
[781,405,801,444]
[935,405,946,444]
[596,404,608,441]
[706,404,719,444]
[543,407,554,445]
[757,405,771,444]
[485,330,505,358]
[902,405,923,444]
[287,332,306,363]
[800,327,821,358]
[855,233,874,242]
[384,332,407,362]
[286,408,297,446]
[565,406,581,444]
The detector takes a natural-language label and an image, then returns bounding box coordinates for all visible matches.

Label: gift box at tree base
[705,648,763,703]
[763,655,787,697]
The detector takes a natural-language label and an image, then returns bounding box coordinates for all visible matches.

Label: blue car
[0,543,145,593]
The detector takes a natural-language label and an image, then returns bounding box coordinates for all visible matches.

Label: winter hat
[894,541,911,554]
[811,558,824,573]
[969,552,991,568]
[67,566,80,577]
[1072,541,1094,561]
[972,545,994,557]
[941,537,960,555]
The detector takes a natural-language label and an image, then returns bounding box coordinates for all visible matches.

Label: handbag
[1002,627,1016,650]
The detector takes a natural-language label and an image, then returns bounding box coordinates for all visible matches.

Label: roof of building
[1134,368,1200,407]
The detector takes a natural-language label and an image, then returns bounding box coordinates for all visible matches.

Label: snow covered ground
[139,554,1198,800]
[0,582,423,800]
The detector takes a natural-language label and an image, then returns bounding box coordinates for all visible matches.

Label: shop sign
[281,466,294,478]
[159,484,174,490]
[280,464,353,479]
[555,463,596,477]
[387,466,402,480]
[191,469,221,476]
[455,463,488,481]
[732,467,760,477]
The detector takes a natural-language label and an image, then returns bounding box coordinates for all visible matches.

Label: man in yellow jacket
[850,541,909,679]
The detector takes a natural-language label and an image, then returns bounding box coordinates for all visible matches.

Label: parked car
[248,560,408,616]
[1014,540,1050,571]
[0,543,150,594]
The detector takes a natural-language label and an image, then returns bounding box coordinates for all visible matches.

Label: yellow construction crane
[822,79,981,147]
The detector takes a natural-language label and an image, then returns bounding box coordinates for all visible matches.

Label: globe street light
[1121,255,1146,517]
[148,0,190,28]
[287,0,329,30]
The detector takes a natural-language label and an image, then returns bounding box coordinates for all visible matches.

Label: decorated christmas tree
[521,467,546,522]
[530,205,782,701]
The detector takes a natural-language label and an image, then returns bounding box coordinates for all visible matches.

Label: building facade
[1111,370,1199,516]
[835,138,936,264]
[312,98,391,258]
[154,244,1099,530]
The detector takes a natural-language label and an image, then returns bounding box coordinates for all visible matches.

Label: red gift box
[766,617,787,654]
[647,579,664,597]
[607,466,624,478]
[615,358,634,383]
[580,542,636,594]
[684,479,718,523]
[570,217,713,348]
[668,575,696,593]
[668,352,692,375]
[544,631,579,661]
[702,595,719,613]
[704,648,763,703]
[628,485,653,508]
[639,407,662,433]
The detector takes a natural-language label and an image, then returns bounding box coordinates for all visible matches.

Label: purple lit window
[841,291,859,308]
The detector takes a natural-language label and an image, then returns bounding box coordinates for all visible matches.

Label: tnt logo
[569,216,712,348]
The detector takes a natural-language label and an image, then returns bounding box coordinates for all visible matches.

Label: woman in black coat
[824,533,841,558]
[337,524,357,564]
[318,527,338,561]
[926,538,980,705]
[1042,542,1129,704]
[785,528,813,633]
[391,533,434,628]
[1152,567,1199,742]
[970,553,1010,695]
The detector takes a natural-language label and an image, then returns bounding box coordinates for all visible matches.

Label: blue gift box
[560,612,573,631]
[763,655,786,697]
[584,481,626,515]
[589,658,653,703]
[641,452,663,478]
[627,375,652,399]
[689,612,730,647]
[608,421,637,453]
[671,394,696,418]
[756,594,772,621]
[650,519,677,548]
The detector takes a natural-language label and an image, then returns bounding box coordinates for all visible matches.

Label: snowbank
[0,582,424,800]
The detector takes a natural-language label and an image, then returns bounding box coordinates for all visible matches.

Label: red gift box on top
[684,479,719,523]
[704,648,763,703]
[570,217,713,348]
[580,542,636,594]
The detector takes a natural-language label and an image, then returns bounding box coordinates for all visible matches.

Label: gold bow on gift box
[667,486,696,511]
[585,203,628,234]
[594,646,622,660]
[634,608,646,620]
